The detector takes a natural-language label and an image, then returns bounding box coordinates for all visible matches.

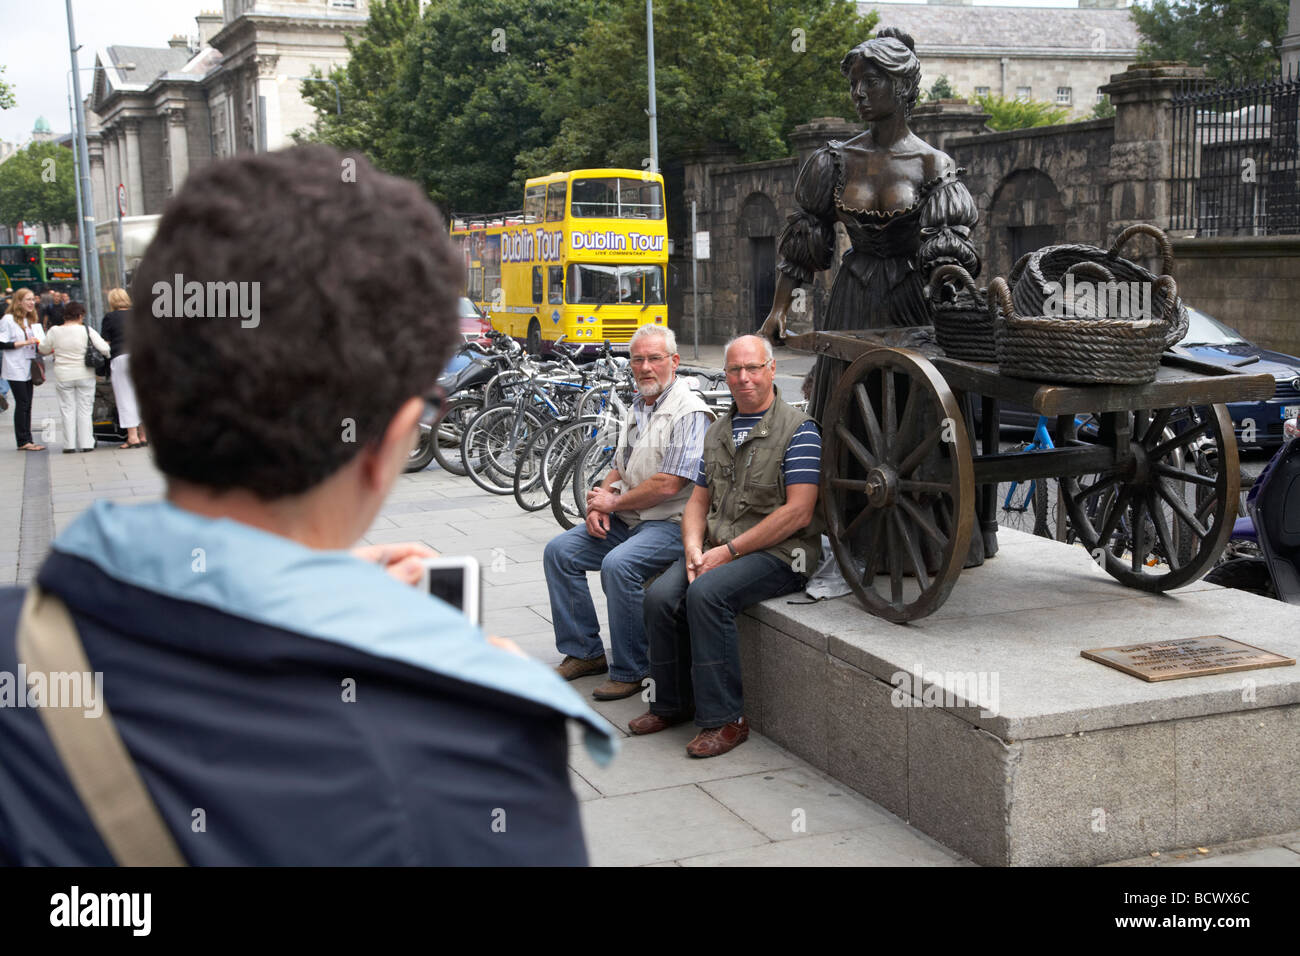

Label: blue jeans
[543,516,682,682]
[645,553,804,728]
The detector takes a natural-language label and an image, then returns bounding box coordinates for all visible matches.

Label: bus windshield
[570,178,663,220]
[567,264,665,305]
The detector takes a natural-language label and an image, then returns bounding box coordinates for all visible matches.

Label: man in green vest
[630,335,823,757]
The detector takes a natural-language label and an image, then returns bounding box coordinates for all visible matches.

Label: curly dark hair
[841,27,922,118]
[129,145,461,499]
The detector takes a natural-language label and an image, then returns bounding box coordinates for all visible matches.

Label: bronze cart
[786,328,1277,623]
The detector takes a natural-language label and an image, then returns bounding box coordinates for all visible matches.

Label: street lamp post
[646,0,659,174]
[64,62,132,328]
[64,0,106,322]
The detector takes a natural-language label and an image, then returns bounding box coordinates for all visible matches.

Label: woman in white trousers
[101,287,146,447]
[38,301,110,453]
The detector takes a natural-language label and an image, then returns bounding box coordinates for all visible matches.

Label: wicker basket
[1010,223,1189,348]
[928,264,995,362]
[989,274,1179,385]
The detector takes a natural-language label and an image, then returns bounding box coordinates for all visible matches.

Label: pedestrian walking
[41,291,64,328]
[100,288,146,448]
[38,301,109,453]
[0,288,47,451]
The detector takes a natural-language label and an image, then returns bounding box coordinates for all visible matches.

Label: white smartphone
[419,556,481,626]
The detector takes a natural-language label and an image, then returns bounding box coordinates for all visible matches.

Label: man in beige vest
[544,324,714,700]
[630,335,823,757]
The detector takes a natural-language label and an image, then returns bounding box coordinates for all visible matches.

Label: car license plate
[1284,405,1300,420]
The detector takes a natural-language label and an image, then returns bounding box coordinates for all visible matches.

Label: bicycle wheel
[539,416,604,495]
[513,418,565,511]
[549,444,585,530]
[483,369,529,408]
[996,474,1038,534]
[431,396,482,477]
[571,431,619,509]
[462,403,544,496]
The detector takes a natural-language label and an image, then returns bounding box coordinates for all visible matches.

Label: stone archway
[738,192,781,333]
[986,169,1066,286]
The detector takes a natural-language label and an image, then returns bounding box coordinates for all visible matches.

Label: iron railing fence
[1171,66,1300,236]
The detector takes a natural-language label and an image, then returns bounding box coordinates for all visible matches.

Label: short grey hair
[630,323,676,355]
[723,334,773,364]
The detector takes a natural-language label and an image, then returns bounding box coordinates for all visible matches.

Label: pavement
[3,363,1299,867]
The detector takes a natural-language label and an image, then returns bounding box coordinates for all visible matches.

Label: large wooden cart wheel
[1060,403,1238,591]
[822,347,975,623]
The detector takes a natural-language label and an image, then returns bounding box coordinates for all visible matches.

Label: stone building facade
[85,0,368,224]
[858,1,1139,117]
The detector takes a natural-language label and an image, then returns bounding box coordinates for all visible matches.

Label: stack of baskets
[928,264,995,363]
[991,223,1189,386]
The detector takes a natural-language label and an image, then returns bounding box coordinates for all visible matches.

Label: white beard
[638,379,665,401]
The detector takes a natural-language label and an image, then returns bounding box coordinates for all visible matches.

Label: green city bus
[0,243,82,297]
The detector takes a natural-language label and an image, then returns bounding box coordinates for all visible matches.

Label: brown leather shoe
[592,678,645,701]
[628,710,693,735]
[686,717,749,757]
[554,654,608,681]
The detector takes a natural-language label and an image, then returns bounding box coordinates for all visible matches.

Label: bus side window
[546,184,566,222]
[532,266,543,305]
[524,185,546,223]
[548,266,563,304]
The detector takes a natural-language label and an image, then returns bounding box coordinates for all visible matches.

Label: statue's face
[849,59,896,123]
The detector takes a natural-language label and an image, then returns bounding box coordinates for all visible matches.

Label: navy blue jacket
[0,501,616,865]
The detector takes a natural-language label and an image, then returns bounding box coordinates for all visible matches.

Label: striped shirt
[694,415,822,487]
[616,379,711,481]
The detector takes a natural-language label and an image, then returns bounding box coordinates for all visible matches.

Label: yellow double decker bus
[450,168,668,353]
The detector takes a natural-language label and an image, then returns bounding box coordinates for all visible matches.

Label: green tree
[974,93,1069,131]
[0,143,78,239]
[1131,0,1288,82]
[396,0,604,211]
[517,0,875,178]
[0,65,16,110]
[927,75,956,101]
[1092,94,1115,119]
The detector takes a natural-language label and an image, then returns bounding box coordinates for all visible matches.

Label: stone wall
[1172,236,1300,355]
[949,118,1115,283]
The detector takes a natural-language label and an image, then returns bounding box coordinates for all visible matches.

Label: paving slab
[579,784,767,867]
[699,767,896,841]
[676,823,972,867]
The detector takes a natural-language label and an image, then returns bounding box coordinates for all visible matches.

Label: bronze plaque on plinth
[1082,636,1295,682]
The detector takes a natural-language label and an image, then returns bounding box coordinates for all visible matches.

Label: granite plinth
[739,529,1300,866]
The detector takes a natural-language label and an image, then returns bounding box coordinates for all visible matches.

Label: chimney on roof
[196,11,222,48]
[168,34,189,50]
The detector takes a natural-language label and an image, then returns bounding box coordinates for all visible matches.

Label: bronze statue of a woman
[759,27,981,421]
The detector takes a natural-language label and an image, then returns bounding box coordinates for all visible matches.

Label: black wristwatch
[726,540,739,559]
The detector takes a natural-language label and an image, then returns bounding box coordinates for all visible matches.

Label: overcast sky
[0,0,212,143]
[1,0,1110,145]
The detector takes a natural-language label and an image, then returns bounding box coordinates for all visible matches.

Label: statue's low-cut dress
[775,140,980,421]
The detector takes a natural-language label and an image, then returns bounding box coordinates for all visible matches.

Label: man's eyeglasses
[629,353,672,366]
[418,384,448,429]
[724,361,773,376]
